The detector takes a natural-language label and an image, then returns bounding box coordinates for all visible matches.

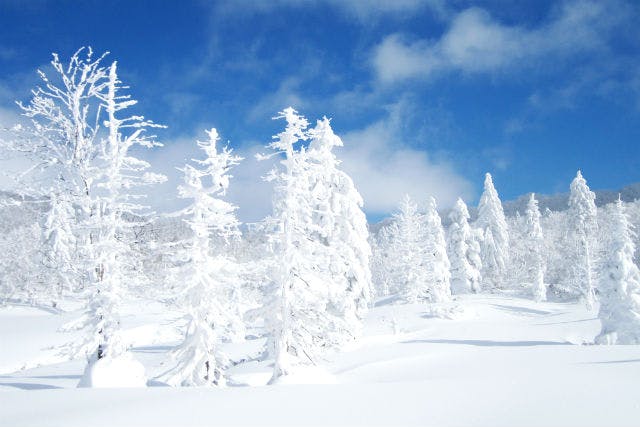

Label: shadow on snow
[402,339,571,347]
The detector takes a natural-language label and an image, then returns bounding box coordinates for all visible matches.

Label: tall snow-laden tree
[259,108,330,382]
[447,198,482,294]
[476,173,509,290]
[259,108,372,383]
[260,107,310,382]
[595,198,640,344]
[74,61,166,363]
[3,49,165,385]
[423,197,451,303]
[565,170,598,308]
[162,128,242,387]
[305,117,372,336]
[524,193,546,302]
[3,48,109,302]
[385,195,429,303]
[45,57,166,387]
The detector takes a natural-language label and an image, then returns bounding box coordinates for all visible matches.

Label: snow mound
[78,352,147,388]
[426,303,468,320]
[271,366,338,385]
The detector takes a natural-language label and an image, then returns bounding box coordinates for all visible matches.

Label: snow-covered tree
[524,193,546,301]
[42,192,78,304]
[258,108,372,382]
[261,109,370,380]
[595,198,640,344]
[371,230,392,298]
[259,107,311,382]
[2,48,109,303]
[540,208,570,296]
[0,222,45,306]
[476,173,509,290]
[423,197,451,303]
[73,61,166,363]
[162,128,242,387]
[305,117,372,334]
[30,53,167,384]
[258,108,335,381]
[565,170,598,308]
[447,198,482,294]
[384,195,429,303]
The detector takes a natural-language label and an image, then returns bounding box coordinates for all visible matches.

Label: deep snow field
[1,294,639,427]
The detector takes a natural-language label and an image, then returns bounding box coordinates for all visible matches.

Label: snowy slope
[1,294,640,426]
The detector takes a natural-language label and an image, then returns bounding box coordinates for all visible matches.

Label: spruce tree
[423,197,452,302]
[524,193,546,301]
[447,198,482,294]
[565,170,598,308]
[305,117,372,338]
[595,198,640,344]
[476,173,509,290]
[259,108,371,383]
[162,128,242,386]
[389,195,429,303]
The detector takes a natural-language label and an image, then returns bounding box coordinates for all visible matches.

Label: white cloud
[247,77,307,123]
[372,1,628,84]
[212,0,449,21]
[143,99,472,222]
[338,104,473,215]
[373,35,438,84]
[327,0,449,21]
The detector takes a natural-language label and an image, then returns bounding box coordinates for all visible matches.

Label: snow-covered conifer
[423,197,451,303]
[447,198,482,294]
[259,109,372,383]
[595,198,640,344]
[162,128,242,386]
[386,195,429,303]
[371,230,392,298]
[77,61,166,363]
[4,48,109,305]
[524,193,546,301]
[260,107,310,382]
[305,117,372,334]
[0,222,44,306]
[259,108,332,381]
[52,57,167,384]
[476,173,509,290]
[42,192,78,303]
[565,170,598,308]
[257,108,371,382]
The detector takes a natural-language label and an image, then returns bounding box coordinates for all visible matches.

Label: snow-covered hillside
[1,294,639,427]
[1,47,640,427]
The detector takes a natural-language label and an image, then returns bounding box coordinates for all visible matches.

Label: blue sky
[0,0,639,222]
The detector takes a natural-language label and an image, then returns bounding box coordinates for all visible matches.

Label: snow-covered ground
[1,294,639,426]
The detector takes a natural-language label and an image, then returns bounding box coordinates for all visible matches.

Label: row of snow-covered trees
[0,49,371,386]
[0,48,639,388]
[372,172,640,342]
[371,171,640,344]
[372,172,580,303]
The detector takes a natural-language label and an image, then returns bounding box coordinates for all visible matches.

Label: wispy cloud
[247,77,307,123]
[142,97,472,222]
[372,0,630,84]
[211,0,449,22]
[338,100,473,214]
